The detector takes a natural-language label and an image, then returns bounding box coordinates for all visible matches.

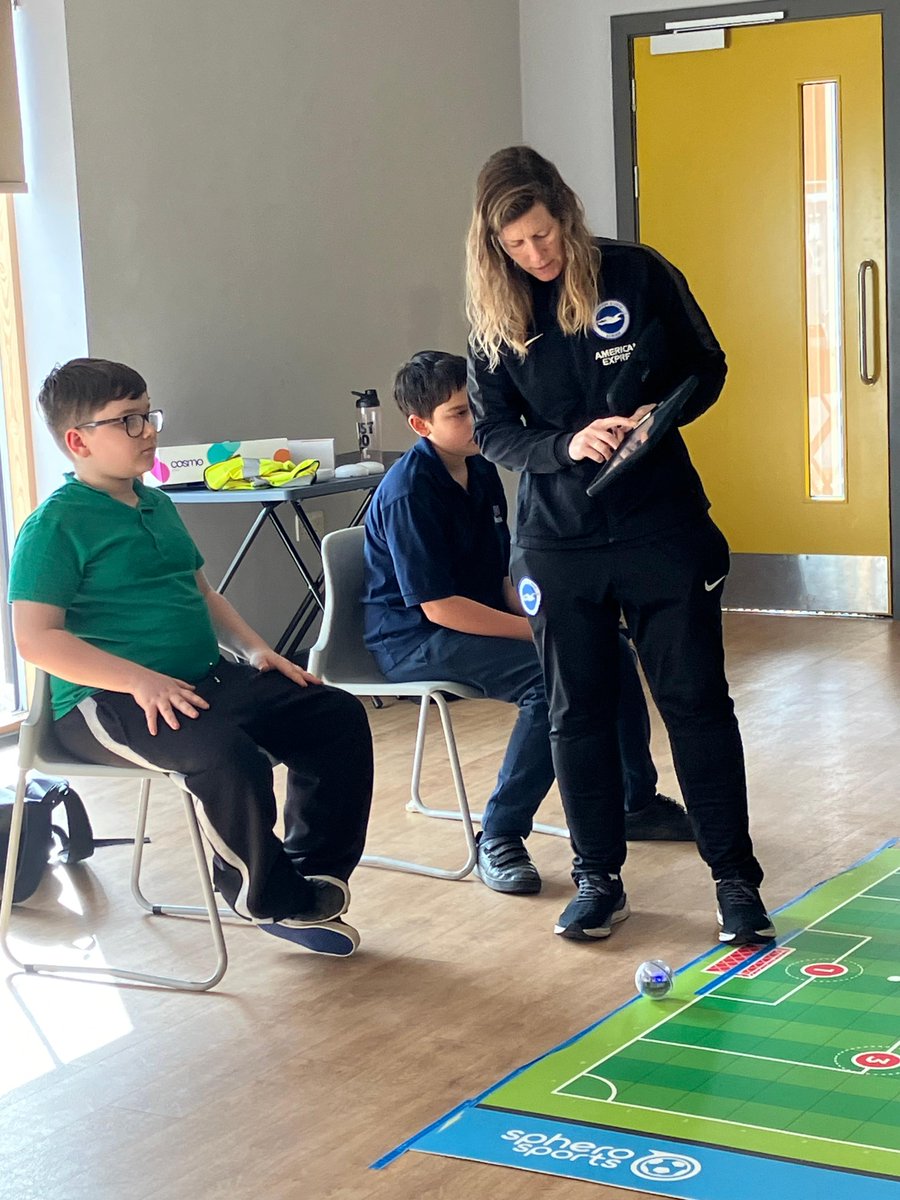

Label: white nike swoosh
[704,575,727,592]
[524,334,543,347]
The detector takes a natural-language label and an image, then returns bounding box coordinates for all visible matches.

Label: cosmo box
[145,438,291,487]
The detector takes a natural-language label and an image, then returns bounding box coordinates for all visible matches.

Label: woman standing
[466,145,773,947]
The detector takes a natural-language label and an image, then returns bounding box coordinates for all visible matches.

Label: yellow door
[634,15,889,610]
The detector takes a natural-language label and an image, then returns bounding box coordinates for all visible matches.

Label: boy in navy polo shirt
[8,358,373,956]
[363,351,690,898]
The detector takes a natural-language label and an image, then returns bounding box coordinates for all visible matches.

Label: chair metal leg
[131,780,235,920]
[405,804,570,839]
[130,776,154,911]
[407,693,430,811]
[362,693,478,879]
[406,793,570,838]
[0,770,29,968]
[1,774,227,991]
[404,707,569,838]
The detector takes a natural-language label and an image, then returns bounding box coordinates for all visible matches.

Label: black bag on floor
[0,774,97,903]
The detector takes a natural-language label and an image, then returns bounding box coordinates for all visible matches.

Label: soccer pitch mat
[377,841,900,1199]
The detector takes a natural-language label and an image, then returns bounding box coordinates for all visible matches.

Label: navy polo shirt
[363,438,511,668]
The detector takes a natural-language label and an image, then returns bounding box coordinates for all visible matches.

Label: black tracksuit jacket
[468,238,727,550]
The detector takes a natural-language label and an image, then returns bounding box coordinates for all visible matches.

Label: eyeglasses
[75,409,164,438]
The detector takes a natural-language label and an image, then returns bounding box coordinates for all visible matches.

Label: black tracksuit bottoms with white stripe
[512,516,763,887]
[54,659,373,922]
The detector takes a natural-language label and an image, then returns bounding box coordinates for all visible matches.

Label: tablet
[585,375,699,498]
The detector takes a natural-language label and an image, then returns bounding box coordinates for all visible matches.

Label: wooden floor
[1,612,898,1200]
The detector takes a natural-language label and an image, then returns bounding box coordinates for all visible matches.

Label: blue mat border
[372,837,899,1171]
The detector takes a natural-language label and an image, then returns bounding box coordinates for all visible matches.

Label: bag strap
[50,825,142,856]
[25,776,149,864]
[53,786,95,865]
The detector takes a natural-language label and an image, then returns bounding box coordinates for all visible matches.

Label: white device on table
[334,461,385,480]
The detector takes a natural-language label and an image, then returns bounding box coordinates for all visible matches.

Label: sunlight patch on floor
[1,945,134,1097]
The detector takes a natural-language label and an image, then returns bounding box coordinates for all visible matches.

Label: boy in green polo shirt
[8,358,373,956]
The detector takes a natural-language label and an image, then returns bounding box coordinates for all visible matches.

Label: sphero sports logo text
[500,1130,635,1170]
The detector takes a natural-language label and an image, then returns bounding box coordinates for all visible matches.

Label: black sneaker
[476,833,542,895]
[273,875,350,927]
[715,879,776,945]
[625,794,694,842]
[555,873,630,940]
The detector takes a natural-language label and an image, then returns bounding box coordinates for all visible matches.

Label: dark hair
[38,358,147,445]
[392,351,468,421]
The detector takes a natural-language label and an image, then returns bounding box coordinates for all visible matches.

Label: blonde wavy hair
[466,146,600,369]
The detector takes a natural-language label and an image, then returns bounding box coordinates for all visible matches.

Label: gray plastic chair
[0,671,228,990]
[308,526,479,879]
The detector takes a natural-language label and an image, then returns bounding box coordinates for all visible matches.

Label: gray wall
[520,0,729,234]
[63,0,521,643]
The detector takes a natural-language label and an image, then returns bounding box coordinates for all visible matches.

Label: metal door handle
[858,259,877,385]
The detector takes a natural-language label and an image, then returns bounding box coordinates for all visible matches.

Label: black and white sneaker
[555,873,630,940]
[476,833,542,894]
[256,875,350,931]
[716,879,776,945]
[286,875,350,924]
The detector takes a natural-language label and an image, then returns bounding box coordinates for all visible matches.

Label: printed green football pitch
[484,847,900,1179]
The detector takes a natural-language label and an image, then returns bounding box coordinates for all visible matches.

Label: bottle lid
[352,388,380,408]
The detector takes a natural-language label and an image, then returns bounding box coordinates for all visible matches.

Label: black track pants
[513,518,762,886]
[55,659,373,921]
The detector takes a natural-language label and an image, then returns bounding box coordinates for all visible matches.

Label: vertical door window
[802,81,845,501]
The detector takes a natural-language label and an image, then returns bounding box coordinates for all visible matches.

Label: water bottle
[353,389,382,462]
